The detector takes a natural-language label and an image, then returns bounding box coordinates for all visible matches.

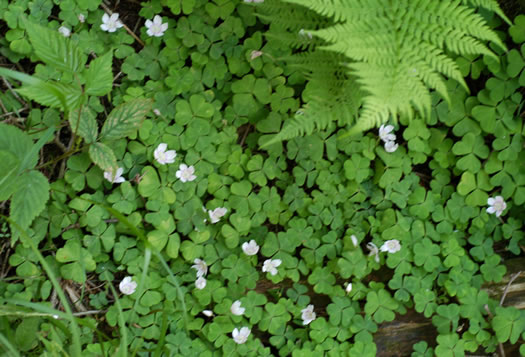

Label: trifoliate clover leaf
[364,290,399,324]
[492,306,525,344]
[413,238,441,272]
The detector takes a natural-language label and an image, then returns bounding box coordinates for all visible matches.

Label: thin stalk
[1,217,82,356]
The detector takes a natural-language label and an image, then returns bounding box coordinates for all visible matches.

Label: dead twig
[1,77,26,106]
[239,124,252,147]
[500,271,522,306]
[0,97,8,114]
[64,284,87,312]
[72,310,106,316]
[54,127,68,153]
[0,106,28,120]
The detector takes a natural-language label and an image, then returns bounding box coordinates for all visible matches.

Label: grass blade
[0,216,82,356]
[108,283,128,357]
[0,331,21,357]
[76,198,189,333]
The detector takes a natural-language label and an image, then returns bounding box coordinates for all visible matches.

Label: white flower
[78,14,86,23]
[154,143,176,165]
[230,300,245,316]
[232,327,251,344]
[345,283,352,294]
[262,259,281,276]
[145,15,168,37]
[100,13,123,33]
[366,242,380,263]
[58,26,71,37]
[250,50,263,60]
[191,258,208,278]
[153,109,161,116]
[380,239,401,254]
[487,196,507,217]
[52,314,59,319]
[301,304,316,325]
[195,276,207,290]
[244,0,264,3]
[242,240,260,256]
[208,207,227,223]
[384,140,399,153]
[350,235,359,247]
[119,276,137,295]
[104,167,126,184]
[202,310,214,317]
[379,124,396,142]
[176,164,197,182]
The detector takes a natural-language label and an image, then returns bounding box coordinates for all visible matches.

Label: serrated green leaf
[20,126,55,172]
[0,123,37,171]
[85,51,113,96]
[10,170,50,233]
[17,81,83,111]
[69,106,98,143]
[89,142,117,171]
[100,98,153,140]
[0,67,40,86]
[25,21,87,73]
[0,150,20,201]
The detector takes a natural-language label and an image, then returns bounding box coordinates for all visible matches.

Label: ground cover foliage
[0,0,525,356]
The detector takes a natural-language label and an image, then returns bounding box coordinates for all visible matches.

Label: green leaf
[457,172,476,196]
[17,81,83,111]
[25,21,87,73]
[10,170,50,232]
[230,213,251,235]
[85,51,113,96]
[221,224,239,249]
[147,230,169,251]
[510,15,525,43]
[0,67,40,86]
[88,142,117,171]
[166,233,181,259]
[137,166,160,198]
[0,150,20,201]
[480,255,506,283]
[15,318,40,352]
[493,306,525,344]
[20,126,55,174]
[100,98,153,141]
[0,123,37,172]
[69,106,98,143]
[435,333,465,357]
[364,290,398,323]
[413,238,441,272]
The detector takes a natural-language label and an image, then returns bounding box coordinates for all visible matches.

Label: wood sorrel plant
[0,0,524,356]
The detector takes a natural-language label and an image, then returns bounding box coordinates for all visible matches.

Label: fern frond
[274,78,361,142]
[264,31,321,51]
[283,0,384,23]
[257,0,332,32]
[308,0,504,134]
[461,0,511,24]
[258,0,506,143]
